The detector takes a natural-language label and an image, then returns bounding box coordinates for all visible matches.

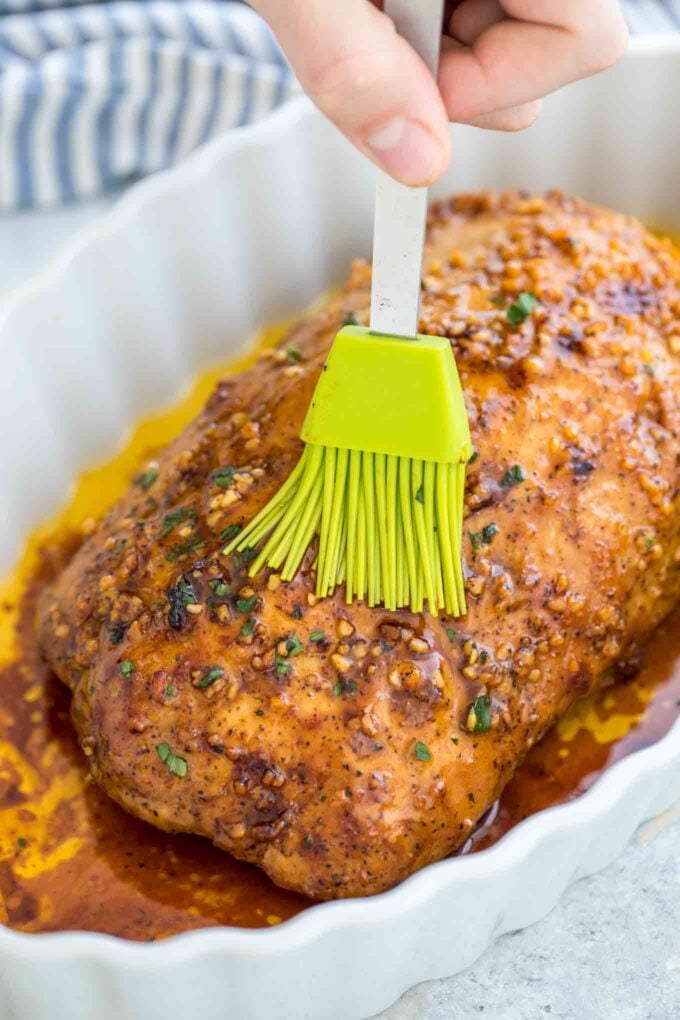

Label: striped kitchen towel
[0,1,297,210]
[0,0,677,211]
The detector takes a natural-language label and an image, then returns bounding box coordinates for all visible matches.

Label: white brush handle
[369,0,445,339]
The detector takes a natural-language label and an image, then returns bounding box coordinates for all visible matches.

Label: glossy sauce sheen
[1,329,678,940]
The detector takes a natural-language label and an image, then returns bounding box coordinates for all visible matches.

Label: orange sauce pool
[0,326,679,941]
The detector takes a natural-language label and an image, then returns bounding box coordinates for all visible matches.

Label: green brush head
[226,326,472,617]
[302,325,472,462]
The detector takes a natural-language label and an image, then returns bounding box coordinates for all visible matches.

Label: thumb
[250,0,451,186]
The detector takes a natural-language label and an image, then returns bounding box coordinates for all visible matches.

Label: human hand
[249,0,628,186]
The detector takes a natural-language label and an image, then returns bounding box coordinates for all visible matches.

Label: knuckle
[584,16,629,74]
[457,101,542,133]
[304,48,396,121]
[494,101,542,133]
[510,101,542,132]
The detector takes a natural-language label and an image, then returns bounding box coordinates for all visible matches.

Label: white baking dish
[0,36,679,1020]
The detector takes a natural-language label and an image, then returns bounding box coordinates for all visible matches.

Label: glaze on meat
[38,191,680,899]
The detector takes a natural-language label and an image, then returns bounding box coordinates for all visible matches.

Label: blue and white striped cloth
[625,0,680,31]
[0,0,677,211]
[0,0,296,209]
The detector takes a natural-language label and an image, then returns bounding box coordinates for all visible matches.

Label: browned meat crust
[38,190,680,899]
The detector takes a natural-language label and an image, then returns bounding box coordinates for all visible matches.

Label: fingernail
[365,118,447,186]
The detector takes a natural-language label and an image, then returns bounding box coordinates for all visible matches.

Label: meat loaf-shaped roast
[39,191,680,899]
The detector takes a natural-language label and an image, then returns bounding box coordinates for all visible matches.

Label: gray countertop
[379,809,680,1020]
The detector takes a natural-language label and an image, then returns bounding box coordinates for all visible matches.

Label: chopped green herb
[332,677,357,697]
[470,523,498,549]
[480,650,488,664]
[490,293,506,307]
[110,623,125,646]
[241,618,256,637]
[156,742,188,777]
[167,579,196,607]
[469,694,492,733]
[220,523,242,543]
[291,605,304,620]
[344,311,359,326]
[137,466,158,491]
[501,464,525,488]
[507,291,537,326]
[415,740,432,762]
[275,654,292,678]
[451,737,459,745]
[310,629,326,644]
[255,708,264,716]
[119,660,134,678]
[209,579,230,597]
[446,628,457,642]
[302,834,312,848]
[232,546,256,572]
[198,667,224,689]
[166,576,198,630]
[160,507,196,538]
[164,684,175,699]
[177,577,197,606]
[286,346,302,363]
[17,836,27,848]
[286,634,303,657]
[212,466,235,488]
[468,448,479,464]
[166,536,205,563]
[643,363,654,376]
[415,485,424,504]
[645,538,654,549]
[169,757,187,777]
[236,595,258,613]
[482,523,498,543]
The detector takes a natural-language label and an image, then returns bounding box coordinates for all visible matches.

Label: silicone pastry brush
[227,0,472,615]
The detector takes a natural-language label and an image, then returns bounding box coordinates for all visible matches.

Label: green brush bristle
[224,325,472,617]
[225,445,467,616]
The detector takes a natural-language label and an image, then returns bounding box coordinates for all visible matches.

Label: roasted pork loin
[39,191,680,899]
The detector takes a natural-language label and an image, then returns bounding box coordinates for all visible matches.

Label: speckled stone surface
[377,808,680,1020]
